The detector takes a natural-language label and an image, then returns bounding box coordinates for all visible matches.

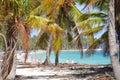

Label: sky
[30,29,39,37]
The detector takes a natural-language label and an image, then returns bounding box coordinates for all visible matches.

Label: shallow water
[29,50,111,65]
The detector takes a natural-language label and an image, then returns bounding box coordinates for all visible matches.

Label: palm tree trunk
[116,24,120,62]
[7,54,17,79]
[115,0,120,62]
[44,45,52,65]
[118,37,120,62]
[2,45,17,80]
[1,25,18,80]
[109,0,120,80]
[0,67,3,80]
[0,76,3,80]
[44,34,52,65]
[55,51,59,65]
[0,33,7,80]
[0,59,3,80]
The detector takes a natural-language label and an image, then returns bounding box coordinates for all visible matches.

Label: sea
[28,50,111,65]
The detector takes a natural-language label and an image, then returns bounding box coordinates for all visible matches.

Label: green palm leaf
[35,31,49,49]
[52,35,63,53]
[76,18,106,30]
[80,26,103,35]
[87,31,108,56]
[69,3,82,22]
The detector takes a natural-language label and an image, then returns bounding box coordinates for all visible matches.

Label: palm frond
[27,15,50,29]
[69,3,82,22]
[52,35,63,53]
[27,15,64,36]
[35,31,49,49]
[76,17,106,30]
[82,0,108,12]
[74,26,102,46]
[30,5,41,15]
[80,26,103,35]
[76,0,86,4]
[86,31,108,56]
[80,12,107,20]
[47,1,60,17]
[88,34,94,44]
[40,0,56,15]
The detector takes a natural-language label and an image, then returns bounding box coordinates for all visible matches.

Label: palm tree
[69,2,107,57]
[77,0,120,79]
[35,31,52,65]
[0,33,7,80]
[27,14,64,65]
[0,1,63,80]
[0,0,36,79]
[108,0,120,79]
[36,0,107,65]
[32,0,75,65]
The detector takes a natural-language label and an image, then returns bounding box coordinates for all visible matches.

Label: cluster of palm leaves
[39,0,108,58]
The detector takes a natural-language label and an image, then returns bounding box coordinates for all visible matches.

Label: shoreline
[17,63,111,68]
[16,49,111,65]
[16,48,103,53]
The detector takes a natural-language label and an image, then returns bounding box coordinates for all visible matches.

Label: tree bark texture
[55,51,59,65]
[0,25,18,80]
[44,34,52,65]
[115,0,120,62]
[109,0,120,80]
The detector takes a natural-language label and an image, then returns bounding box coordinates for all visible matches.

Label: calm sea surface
[29,50,111,65]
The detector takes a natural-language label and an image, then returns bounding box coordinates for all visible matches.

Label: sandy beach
[15,63,115,80]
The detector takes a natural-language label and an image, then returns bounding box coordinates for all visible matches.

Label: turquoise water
[29,50,111,65]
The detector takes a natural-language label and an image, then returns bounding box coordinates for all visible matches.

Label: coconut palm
[69,2,108,57]
[0,0,46,79]
[77,0,120,79]
[35,0,107,65]
[35,31,52,65]
[31,0,75,65]
[27,14,64,65]
[108,0,120,79]
[0,0,64,79]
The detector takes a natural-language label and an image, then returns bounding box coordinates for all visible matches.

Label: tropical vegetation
[0,0,120,80]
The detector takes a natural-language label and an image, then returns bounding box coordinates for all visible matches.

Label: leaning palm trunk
[0,39,17,80]
[109,0,120,80]
[44,34,52,65]
[0,64,3,80]
[0,33,7,80]
[7,54,17,79]
[0,25,18,80]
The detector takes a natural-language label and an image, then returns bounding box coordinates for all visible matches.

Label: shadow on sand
[15,65,114,80]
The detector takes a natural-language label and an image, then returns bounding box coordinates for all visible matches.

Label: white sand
[16,67,80,80]
[16,67,74,76]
